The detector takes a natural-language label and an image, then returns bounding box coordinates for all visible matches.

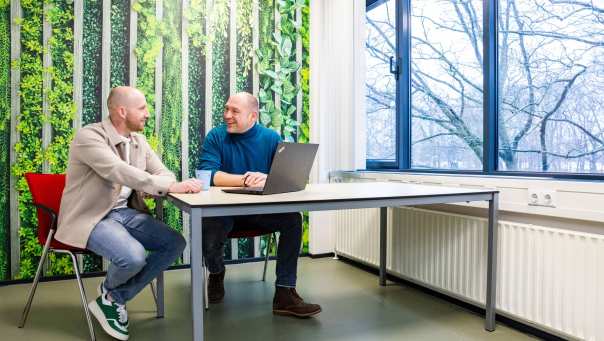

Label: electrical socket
[528,190,539,205]
[541,190,556,207]
[527,189,556,207]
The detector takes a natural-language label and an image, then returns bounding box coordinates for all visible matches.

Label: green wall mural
[0,1,10,281]
[187,0,206,177]
[110,0,129,87]
[0,0,310,282]
[160,0,183,237]
[14,0,45,280]
[210,0,229,127]
[82,0,103,273]
[82,0,102,126]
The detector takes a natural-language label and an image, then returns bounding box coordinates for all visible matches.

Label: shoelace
[116,304,128,325]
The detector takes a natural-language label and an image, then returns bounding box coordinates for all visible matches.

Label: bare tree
[366,0,604,172]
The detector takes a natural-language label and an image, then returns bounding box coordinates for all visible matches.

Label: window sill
[330,170,604,224]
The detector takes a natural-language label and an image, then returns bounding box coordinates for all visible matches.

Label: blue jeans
[203,213,302,287]
[86,208,186,305]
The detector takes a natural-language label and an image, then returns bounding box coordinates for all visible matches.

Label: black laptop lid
[262,142,319,195]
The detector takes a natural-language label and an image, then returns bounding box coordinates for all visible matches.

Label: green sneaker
[88,294,129,340]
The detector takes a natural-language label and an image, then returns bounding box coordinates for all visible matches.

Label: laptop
[221,142,319,195]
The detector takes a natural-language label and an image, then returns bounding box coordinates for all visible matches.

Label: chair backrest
[24,173,66,246]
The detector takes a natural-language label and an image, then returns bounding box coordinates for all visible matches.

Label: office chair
[19,173,160,341]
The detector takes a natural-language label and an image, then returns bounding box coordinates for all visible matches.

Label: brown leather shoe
[273,287,322,318]
[208,270,225,303]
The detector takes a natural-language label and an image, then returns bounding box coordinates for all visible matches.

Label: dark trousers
[202,213,302,287]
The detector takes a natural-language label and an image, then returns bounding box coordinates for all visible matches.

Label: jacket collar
[102,117,139,147]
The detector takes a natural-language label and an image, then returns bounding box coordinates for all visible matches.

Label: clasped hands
[168,179,204,194]
[242,171,267,187]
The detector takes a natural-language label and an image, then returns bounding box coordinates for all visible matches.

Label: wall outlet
[527,189,556,207]
[541,190,556,207]
[528,190,540,205]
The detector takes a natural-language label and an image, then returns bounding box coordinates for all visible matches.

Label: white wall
[308,0,366,254]
[331,171,604,340]
[306,1,604,339]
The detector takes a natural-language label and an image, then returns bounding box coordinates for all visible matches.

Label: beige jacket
[56,118,176,248]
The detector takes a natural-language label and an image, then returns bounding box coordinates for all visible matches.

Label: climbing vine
[236,0,253,93]
[257,0,274,129]
[110,0,129,87]
[14,0,45,279]
[300,0,310,253]
[133,0,160,149]
[0,0,10,280]
[299,0,309,143]
[45,0,75,275]
[186,0,206,176]
[82,0,102,125]
[160,0,182,234]
[211,0,229,126]
[81,0,103,272]
[275,0,302,141]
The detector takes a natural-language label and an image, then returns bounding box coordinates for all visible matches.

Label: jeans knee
[119,246,147,273]
[173,233,187,254]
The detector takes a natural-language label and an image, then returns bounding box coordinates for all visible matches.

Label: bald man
[56,86,203,340]
[198,92,322,318]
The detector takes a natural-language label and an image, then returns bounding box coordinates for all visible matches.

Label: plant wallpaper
[0,0,310,282]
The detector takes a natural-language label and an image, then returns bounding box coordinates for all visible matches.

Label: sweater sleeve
[199,129,222,185]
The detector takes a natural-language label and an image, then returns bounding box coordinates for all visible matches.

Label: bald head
[231,92,259,113]
[223,92,260,134]
[107,86,145,115]
[107,86,150,135]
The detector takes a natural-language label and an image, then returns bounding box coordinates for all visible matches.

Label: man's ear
[251,110,259,123]
[118,106,127,119]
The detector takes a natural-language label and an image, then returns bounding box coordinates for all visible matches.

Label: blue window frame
[365,0,604,180]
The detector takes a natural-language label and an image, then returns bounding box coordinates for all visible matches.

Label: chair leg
[262,234,273,282]
[204,264,209,310]
[150,280,158,308]
[19,231,53,328]
[68,252,96,341]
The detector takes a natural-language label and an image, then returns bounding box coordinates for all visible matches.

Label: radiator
[335,207,604,340]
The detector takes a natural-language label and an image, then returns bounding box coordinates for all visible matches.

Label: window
[411,0,483,170]
[498,0,604,173]
[365,0,604,178]
[366,0,397,163]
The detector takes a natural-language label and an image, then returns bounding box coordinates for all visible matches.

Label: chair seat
[48,238,88,253]
[227,228,273,239]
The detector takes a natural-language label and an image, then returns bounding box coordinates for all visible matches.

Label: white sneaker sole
[88,300,129,341]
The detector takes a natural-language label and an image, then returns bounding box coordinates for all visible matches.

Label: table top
[167,182,497,208]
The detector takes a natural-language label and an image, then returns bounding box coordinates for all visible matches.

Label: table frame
[159,188,499,341]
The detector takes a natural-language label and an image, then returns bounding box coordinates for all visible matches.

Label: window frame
[364,0,604,180]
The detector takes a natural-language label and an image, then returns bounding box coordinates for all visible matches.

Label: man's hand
[243,171,267,187]
[169,179,203,193]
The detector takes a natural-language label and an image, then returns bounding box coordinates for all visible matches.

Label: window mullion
[398,0,411,170]
[483,0,498,173]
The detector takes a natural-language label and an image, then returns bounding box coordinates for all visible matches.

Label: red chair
[204,229,276,309]
[19,173,159,340]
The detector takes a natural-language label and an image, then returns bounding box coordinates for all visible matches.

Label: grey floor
[0,258,536,341]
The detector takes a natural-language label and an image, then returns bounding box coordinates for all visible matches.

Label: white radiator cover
[335,207,604,340]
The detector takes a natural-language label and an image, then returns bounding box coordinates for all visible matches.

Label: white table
[165,182,499,341]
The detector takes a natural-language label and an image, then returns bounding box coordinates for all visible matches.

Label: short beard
[126,120,144,132]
